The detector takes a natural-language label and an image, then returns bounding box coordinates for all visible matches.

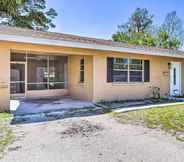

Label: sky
[47,0,184,40]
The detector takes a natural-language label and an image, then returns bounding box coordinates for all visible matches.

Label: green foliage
[150,86,161,99]
[0,113,12,121]
[0,0,57,31]
[0,124,13,159]
[0,113,13,158]
[156,31,181,49]
[112,8,184,49]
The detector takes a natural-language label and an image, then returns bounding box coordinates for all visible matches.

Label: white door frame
[170,62,182,96]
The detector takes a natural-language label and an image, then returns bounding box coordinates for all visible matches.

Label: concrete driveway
[1,114,184,162]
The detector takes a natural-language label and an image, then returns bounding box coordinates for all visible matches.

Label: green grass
[0,113,12,121]
[112,104,184,141]
[0,113,13,159]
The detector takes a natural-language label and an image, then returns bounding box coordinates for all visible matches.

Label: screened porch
[10,52,68,98]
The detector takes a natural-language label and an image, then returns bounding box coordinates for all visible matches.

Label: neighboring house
[0,25,184,112]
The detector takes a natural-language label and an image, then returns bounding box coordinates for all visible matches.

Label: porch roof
[1,25,184,58]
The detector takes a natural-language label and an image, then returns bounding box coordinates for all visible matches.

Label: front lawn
[0,113,13,159]
[112,104,184,141]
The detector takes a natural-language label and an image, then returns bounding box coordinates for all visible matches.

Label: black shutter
[144,60,150,82]
[107,57,114,82]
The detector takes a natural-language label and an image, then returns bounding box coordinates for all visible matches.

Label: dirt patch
[61,120,103,138]
[8,146,22,152]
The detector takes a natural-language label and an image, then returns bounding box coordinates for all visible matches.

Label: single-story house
[0,25,184,112]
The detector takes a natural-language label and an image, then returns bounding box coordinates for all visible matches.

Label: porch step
[11,106,110,124]
[12,110,66,124]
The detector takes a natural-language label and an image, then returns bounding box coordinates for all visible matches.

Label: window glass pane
[130,71,142,82]
[80,59,84,65]
[113,71,128,82]
[113,58,128,70]
[174,68,176,85]
[49,56,67,83]
[129,64,142,70]
[129,59,142,70]
[113,64,128,70]
[49,83,65,89]
[11,64,25,82]
[80,65,84,71]
[129,59,142,65]
[27,54,48,84]
[114,58,128,64]
[27,83,48,90]
[112,58,128,82]
[11,83,25,94]
[80,71,84,82]
[11,53,26,62]
[80,59,84,83]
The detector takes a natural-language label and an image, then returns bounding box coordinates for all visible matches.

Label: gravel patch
[60,120,103,138]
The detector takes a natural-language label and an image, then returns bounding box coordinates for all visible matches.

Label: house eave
[0,33,184,58]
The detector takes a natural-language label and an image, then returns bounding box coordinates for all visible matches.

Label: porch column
[0,46,10,112]
[92,54,106,102]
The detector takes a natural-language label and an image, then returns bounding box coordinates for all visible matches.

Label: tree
[127,8,154,33]
[112,8,155,47]
[113,9,184,49]
[157,11,184,49]
[0,0,57,31]
[156,31,181,49]
[161,11,184,42]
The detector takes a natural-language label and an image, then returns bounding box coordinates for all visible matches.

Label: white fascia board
[0,33,184,58]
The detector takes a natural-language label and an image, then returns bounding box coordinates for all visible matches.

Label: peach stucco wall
[0,46,10,112]
[92,52,184,102]
[68,55,93,101]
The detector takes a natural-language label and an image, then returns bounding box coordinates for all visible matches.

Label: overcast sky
[47,0,184,40]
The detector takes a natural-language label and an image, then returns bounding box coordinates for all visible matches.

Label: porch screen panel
[27,54,68,90]
[27,55,48,90]
[49,56,68,89]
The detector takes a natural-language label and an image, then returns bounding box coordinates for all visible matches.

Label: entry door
[10,63,25,96]
[170,62,181,96]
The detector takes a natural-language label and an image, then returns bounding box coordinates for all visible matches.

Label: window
[27,55,48,90]
[107,57,149,83]
[80,59,84,83]
[174,68,176,85]
[10,64,25,94]
[27,54,67,90]
[11,53,26,62]
[49,56,67,89]
[113,58,128,82]
[129,59,143,82]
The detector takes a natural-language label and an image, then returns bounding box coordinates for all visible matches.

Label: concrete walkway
[113,102,184,113]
